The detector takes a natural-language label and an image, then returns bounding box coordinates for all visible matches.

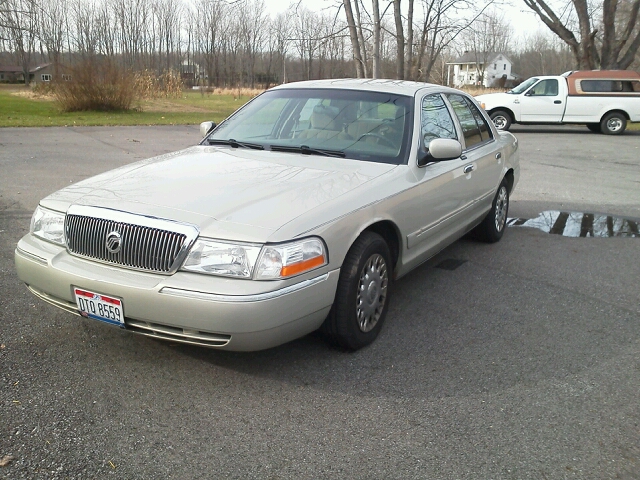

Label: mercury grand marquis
[15,79,520,351]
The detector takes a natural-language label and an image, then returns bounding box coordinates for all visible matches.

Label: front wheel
[474,179,509,243]
[490,110,512,131]
[322,232,392,350]
[600,112,627,135]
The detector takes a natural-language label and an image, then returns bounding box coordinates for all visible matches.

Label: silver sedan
[15,79,520,351]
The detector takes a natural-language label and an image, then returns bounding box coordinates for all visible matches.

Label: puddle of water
[507,211,639,238]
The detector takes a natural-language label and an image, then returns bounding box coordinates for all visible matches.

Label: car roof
[269,78,458,97]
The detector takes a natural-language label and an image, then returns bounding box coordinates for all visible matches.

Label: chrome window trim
[65,205,200,275]
[160,273,330,303]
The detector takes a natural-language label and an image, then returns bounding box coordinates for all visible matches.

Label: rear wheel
[474,178,509,243]
[600,112,627,135]
[490,110,512,131]
[322,232,392,350]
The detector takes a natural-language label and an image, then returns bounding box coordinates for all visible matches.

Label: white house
[447,52,518,88]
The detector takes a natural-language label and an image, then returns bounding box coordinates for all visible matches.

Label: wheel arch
[360,220,401,275]
[600,109,629,122]
[488,107,515,122]
[503,168,515,194]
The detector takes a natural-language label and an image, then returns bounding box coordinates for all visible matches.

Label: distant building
[447,52,518,88]
[0,63,71,84]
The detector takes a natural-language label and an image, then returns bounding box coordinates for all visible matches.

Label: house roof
[0,65,24,73]
[30,63,51,72]
[0,63,51,73]
[447,52,512,65]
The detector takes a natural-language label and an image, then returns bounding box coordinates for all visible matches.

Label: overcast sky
[263,0,547,39]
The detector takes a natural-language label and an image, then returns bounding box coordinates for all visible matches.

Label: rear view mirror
[418,139,462,166]
[200,121,216,137]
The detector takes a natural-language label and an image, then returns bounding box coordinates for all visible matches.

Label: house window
[503,64,506,70]
[41,74,52,82]
[62,74,72,81]
[493,64,497,69]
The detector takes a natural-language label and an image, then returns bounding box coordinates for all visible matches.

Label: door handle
[463,164,475,174]
[554,100,562,104]
[495,152,502,160]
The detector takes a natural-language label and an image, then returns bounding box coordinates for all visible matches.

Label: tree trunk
[393,0,404,79]
[372,0,381,78]
[342,0,365,77]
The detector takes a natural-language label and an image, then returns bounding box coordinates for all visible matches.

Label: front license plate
[74,288,124,327]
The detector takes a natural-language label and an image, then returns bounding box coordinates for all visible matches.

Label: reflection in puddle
[507,211,639,238]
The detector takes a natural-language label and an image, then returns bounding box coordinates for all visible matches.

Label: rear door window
[446,94,493,149]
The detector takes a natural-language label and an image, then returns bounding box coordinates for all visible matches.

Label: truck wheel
[600,112,627,135]
[490,110,512,131]
[586,123,601,133]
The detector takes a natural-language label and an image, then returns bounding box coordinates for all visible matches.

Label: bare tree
[459,10,513,84]
[1,0,38,84]
[523,0,640,69]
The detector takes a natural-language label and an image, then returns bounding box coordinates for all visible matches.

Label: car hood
[476,92,518,108]
[42,146,397,242]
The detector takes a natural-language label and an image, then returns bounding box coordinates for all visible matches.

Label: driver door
[520,79,565,122]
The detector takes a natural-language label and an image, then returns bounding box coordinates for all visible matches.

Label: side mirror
[417,139,462,167]
[200,121,216,137]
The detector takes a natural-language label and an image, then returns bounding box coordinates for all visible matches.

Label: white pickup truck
[476,70,640,135]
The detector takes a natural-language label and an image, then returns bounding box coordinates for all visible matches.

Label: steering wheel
[357,133,396,148]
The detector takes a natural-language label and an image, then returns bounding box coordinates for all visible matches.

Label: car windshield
[206,88,414,165]
[508,77,539,94]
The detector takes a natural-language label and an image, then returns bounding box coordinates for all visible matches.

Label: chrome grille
[65,205,199,274]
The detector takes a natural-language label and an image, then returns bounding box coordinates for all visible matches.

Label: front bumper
[15,235,339,351]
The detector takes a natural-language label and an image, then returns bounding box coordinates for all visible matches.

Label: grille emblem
[106,231,122,254]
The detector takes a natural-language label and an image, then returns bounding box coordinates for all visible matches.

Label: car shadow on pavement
[168,227,640,401]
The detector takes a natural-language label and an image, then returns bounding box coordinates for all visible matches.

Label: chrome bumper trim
[159,273,330,303]
[27,285,80,315]
[16,247,47,266]
[126,319,231,347]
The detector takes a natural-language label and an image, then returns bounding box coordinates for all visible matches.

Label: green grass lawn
[1,85,639,131]
[0,86,254,127]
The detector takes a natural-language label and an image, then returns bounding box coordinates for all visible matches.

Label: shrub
[54,58,137,112]
[134,69,184,99]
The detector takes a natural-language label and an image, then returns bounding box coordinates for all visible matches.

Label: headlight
[30,206,66,245]
[254,238,327,280]
[182,237,328,280]
[182,239,262,278]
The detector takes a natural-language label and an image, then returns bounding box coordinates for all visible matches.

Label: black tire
[586,123,601,133]
[322,232,392,350]
[600,112,627,135]
[490,110,512,131]
[474,178,509,243]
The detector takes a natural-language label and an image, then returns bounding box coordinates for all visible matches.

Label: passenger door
[445,93,503,219]
[519,79,565,122]
[403,94,468,261]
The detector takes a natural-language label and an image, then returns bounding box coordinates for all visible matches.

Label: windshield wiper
[270,144,345,158]
[207,138,264,150]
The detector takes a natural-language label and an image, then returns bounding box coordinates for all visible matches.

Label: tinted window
[421,94,457,145]
[447,94,487,149]
[466,98,492,142]
[581,79,640,93]
[529,79,559,96]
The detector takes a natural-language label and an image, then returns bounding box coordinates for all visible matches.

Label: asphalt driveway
[1,124,639,478]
